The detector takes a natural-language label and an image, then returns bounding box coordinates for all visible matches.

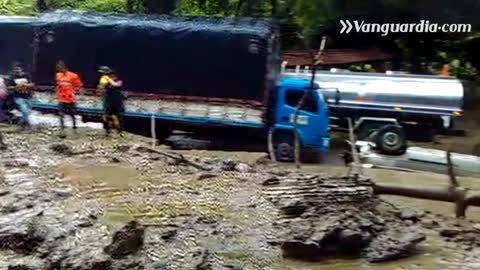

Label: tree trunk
[198,0,207,9]
[243,0,255,16]
[270,0,277,16]
[235,0,245,16]
[142,0,176,14]
[37,0,48,12]
[126,0,136,13]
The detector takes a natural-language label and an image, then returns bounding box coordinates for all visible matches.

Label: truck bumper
[304,136,330,154]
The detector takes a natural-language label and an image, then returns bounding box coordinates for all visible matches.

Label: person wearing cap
[97,66,125,135]
[55,60,83,136]
[5,62,34,129]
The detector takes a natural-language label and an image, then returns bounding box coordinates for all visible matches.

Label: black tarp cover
[0,16,34,74]
[31,11,280,106]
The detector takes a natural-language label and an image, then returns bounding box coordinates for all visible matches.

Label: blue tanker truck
[0,11,330,161]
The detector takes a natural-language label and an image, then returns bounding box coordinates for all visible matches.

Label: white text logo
[340,20,472,36]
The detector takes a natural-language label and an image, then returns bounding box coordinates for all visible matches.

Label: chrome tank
[283,70,464,114]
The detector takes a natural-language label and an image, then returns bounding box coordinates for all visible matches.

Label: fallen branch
[372,182,471,217]
[135,146,211,171]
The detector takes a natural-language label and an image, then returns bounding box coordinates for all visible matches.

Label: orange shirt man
[56,70,82,103]
[55,61,83,133]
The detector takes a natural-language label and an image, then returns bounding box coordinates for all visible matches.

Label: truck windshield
[285,90,318,113]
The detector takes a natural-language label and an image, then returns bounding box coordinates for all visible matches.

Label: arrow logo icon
[340,20,353,34]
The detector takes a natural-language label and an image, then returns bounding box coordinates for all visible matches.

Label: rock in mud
[51,187,73,199]
[420,218,439,229]
[234,163,252,173]
[197,172,218,181]
[110,156,122,163]
[0,189,10,196]
[49,143,74,156]
[280,199,307,217]
[221,160,238,171]
[0,209,45,253]
[193,248,212,270]
[104,220,145,259]
[364,226,426,262]
[399,208,422,221]
[114,144,131,153]
[440,227,462,237]
[262,176,279,186]
[338,229,368,252]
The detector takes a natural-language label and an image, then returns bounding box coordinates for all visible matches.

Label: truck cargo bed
[32,91,265,129]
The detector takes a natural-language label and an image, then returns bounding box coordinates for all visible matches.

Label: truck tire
[274,133,295,162]
[374,125,407,155]
[357,123,385,141]
[167,136,211,150]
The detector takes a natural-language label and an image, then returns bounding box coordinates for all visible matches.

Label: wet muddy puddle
[52,156,480,270]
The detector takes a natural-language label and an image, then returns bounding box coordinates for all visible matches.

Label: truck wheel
[274,134,295,162]
[155,127,171,145]
[374,125,407,155]
[167,136,211,150]
[357,123,385,141]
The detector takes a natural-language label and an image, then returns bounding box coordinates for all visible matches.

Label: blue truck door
[276,88,327,148]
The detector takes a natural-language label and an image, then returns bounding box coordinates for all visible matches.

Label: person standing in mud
[5,63,34,129]
[55,60,83,137]
[0,75,8,123]
[0,77,6,149]
[97,66,125,136]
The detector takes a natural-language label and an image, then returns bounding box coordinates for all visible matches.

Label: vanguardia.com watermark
[340,20,472,36]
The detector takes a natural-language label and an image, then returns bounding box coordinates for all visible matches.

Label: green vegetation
[0,0,36,16]
[1,0,479,78]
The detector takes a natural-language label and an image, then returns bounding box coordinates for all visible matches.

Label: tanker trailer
[283,69,464,155]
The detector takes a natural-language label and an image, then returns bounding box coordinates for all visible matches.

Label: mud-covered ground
[1,123,480,270]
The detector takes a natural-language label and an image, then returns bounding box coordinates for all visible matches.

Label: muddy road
[1,118,480,269]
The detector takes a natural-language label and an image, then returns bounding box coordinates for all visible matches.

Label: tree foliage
[0,0,37,16]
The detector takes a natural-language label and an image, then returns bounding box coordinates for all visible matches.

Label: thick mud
[0,125,480,269]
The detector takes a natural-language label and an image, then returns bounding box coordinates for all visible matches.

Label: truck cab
[271,77,330,161]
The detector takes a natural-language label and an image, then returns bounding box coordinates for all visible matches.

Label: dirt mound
[264,174,426,263]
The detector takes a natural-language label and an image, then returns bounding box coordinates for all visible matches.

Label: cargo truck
[0,11,330,162]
